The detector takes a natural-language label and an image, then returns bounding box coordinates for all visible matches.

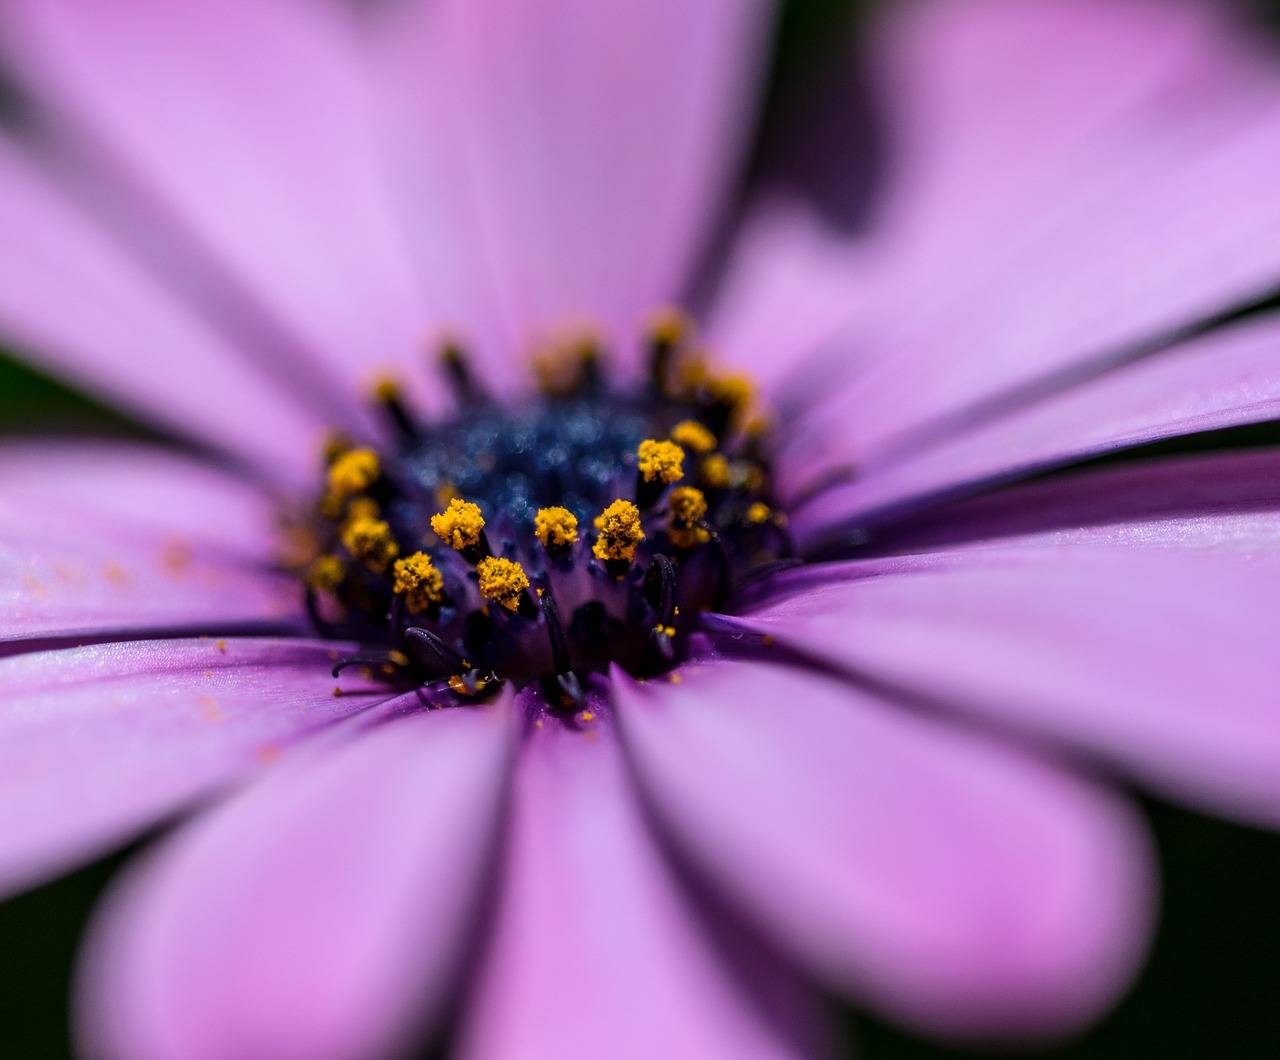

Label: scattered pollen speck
[255,744,282,763]
[22,574,48,598]
[333,686,344,697]
[103,561,130,586]
[216,640,227,654]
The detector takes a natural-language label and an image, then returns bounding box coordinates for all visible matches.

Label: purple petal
[0,136,324,486]
[78,700,515,1060]
[742,516,1280,825]
[0,442,301,644]
[2,0,430,407]
[794,313,1280,535]
[458,704,825,1060]
[781,0,1280,480]
[614,661,1153,1039]
[374,0,772,365]
[0,637,389,897]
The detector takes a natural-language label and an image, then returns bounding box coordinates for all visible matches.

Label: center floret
[293,310,791,710]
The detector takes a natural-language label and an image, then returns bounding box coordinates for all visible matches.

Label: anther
[670,419,716,455]
[306,554,345,592]
[593,499,644,574]
[392,552,444,614]
[636,438,684,509]
[341,516,399,572]
[431,498,491,563]
[327,447,380,499]
[647,306,692,396]
[477,556,536,617]
[534,506,579,558]
[371,376,420,442]
[667,486,710,550]
[439,341,484,406]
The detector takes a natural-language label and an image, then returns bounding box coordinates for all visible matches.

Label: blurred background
[5,0,1280,1055]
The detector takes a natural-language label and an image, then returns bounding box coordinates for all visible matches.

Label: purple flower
[2,0,1280,1056]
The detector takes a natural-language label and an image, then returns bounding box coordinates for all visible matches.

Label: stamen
[431,499,489,561]
[371,376,420,442]
[670,419,717,455]
[647,306,692,395]
[700,453,731,490]
[341,516,399,572]
[667,486,710,549]
[327,448,380,498]
[592,499,644,565]
[636,438,684,508]
[392,552,444,614]
[439,341,484,405]
[306,554,345,592]
[534,506,579,556]
[477,556,533,614]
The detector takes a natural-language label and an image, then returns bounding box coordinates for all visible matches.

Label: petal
[457,701,825,1060]
[704,197,870,397]
[375,0,772,361]
[794,313,1280,535]
[2,0,430,404]
[0,442,300,645]
[614,661,1154,1039]
[783,0,1280,478]
[0,135,324,486]
[741,516,1280,826]
[78,701,515,1060]
[0,637,388,897]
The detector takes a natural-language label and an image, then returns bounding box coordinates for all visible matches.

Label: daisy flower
[2,0,1280,1057]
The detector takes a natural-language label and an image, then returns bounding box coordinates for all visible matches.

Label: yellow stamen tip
[746,501,772,526]
[340,517,399,572]
[700,453,731,490]
[392,552,444,613]
[667,486,710,549]
[593,499,645,562]
[476,556,529,612]
[306,554,345,592]
[327,447,380,498]
[647,306,693,347]
[431,498,486,551]
[534,506,579,549]
[670,420,716,455]
[637,439,685,485]
[705,372,755,412]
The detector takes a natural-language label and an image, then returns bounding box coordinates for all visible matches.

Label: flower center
[291,310,791,710]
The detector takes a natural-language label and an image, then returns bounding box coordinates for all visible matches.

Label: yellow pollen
[449,673,488,697]
[593,499,645,562]
[431,498,486,551]
[371,375,402,403]
[534,506,579,549]
[341,517,399,572]
[477,557,529,612]
[700,453,731,490]
[670,420,716,454]
[704,372,755,413]
[392,552,444,613]
[747,502,772,525]
[318,492,344,520]
[667,486,710,549]
[327,448,380,498]
[637,439,685,485]
[647,306,693,348]
[345,496,380,523]
[306,554,345,592]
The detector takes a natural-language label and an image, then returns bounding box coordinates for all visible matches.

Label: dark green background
[5,0,1280,1055]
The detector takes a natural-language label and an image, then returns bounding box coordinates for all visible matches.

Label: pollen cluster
[292,308,787,708]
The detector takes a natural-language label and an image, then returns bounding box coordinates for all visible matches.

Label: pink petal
[458,703,825,1060]
[0,637,389,897]
[2,0,430,406]
[784,0,1280,477]
[614,662,1154,1039]
[78,701,515,1060]
[741,516,1280,826]
[0,442,300,644]
[375,0,772,363]
[704,197,870,397]
[794,313,1280,535]
[0,136,323,486]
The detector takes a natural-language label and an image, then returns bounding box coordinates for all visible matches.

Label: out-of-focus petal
[787,0,1280,475]
[78,701,515,1060]
[372,0,772,368]
[0,442,300,644]
[703,197,869,397]
[615,662,1153,1039]
[742,518,1280,825]
[793,313,1280,533]
[1,0,430,406]
[458,701,825,1060]
[0,135,323,486]
[0,637,387,897]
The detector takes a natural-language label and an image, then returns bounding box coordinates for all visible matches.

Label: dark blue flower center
[293,314,792,710]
